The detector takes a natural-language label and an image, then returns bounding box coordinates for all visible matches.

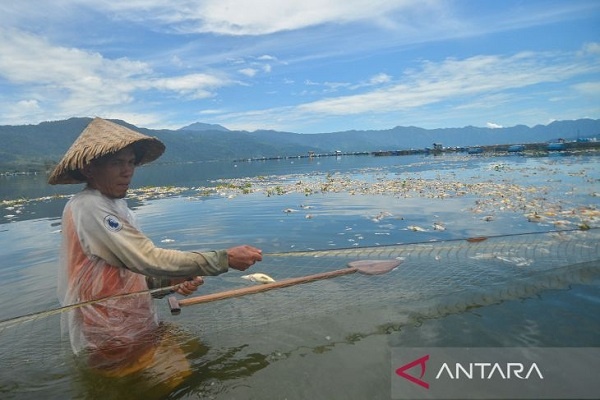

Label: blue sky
[0,0,599,133]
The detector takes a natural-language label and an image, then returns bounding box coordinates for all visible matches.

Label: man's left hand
[173,276,204,296]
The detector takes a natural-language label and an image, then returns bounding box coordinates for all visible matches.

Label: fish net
[164,228,600,336]
[1,228,599,398]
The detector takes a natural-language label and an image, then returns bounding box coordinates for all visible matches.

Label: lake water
[1,152,599,399]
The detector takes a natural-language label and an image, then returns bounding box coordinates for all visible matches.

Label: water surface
[1,153,599,399]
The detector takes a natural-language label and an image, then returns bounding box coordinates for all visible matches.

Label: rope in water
[266,226,600,256]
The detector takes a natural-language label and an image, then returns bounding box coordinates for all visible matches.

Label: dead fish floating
[241,273,276,284]
[432,222,446,231]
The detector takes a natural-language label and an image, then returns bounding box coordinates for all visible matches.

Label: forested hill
[1,117,598,172]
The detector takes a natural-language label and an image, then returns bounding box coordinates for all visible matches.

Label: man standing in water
[48,117,263,386]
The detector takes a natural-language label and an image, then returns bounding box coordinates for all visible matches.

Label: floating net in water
[1,228,599,398]
[166,228,600,335]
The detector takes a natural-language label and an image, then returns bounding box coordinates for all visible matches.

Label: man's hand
[227,245,263,271]
[173,276,204,296]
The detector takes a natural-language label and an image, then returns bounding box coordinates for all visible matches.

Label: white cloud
[0,27,233,121]
[3,100,43,125]
[199,109,225,115]
[369,73,392,85]
[239,68,258,77]
[581,42,600,55]
[323,82,351,92]
[297,50,600,116]
[0,29,149,84]
[86,0,428,36]
[16,99,41,110]
[147,73,230,98]
[486,122,503,129]
[227,55,277,77]
[347,73,393,90]
[572,81,600,95]
[3,1,597,41]
[212,46,600,130]
[0,28,147,119]
[257,55,277,61]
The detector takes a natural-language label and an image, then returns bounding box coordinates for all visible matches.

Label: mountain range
[1,117,598,172]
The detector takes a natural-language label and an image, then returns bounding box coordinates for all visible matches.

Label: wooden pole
[167,259,401,315]
[169,267,358,314]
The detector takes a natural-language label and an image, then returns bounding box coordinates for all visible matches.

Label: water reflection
[74,323,271,400]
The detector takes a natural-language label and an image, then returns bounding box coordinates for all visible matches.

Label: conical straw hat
[48,117,165,185]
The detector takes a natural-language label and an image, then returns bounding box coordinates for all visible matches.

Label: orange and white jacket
[57,188,228,370]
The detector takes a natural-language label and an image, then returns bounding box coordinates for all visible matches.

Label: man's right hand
[226,245,263,271]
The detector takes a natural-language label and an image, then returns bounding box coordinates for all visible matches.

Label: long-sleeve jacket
[57,188,228,370]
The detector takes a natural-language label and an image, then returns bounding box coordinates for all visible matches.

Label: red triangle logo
[395,354,430,389]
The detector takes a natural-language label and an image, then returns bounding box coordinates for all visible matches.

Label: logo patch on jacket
[103,215,123,232]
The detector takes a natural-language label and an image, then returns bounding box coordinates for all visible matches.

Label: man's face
[83,147,137,199]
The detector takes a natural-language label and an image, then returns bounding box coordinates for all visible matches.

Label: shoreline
[2,141,598,176]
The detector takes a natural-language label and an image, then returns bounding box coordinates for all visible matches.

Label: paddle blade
[348,259,401,275]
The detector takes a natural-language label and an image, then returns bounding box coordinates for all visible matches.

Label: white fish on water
[242,273,276,284]
[432,222,446,231]
[371,211,393,222]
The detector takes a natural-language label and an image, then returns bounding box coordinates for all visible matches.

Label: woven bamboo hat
[48,117,165,185]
